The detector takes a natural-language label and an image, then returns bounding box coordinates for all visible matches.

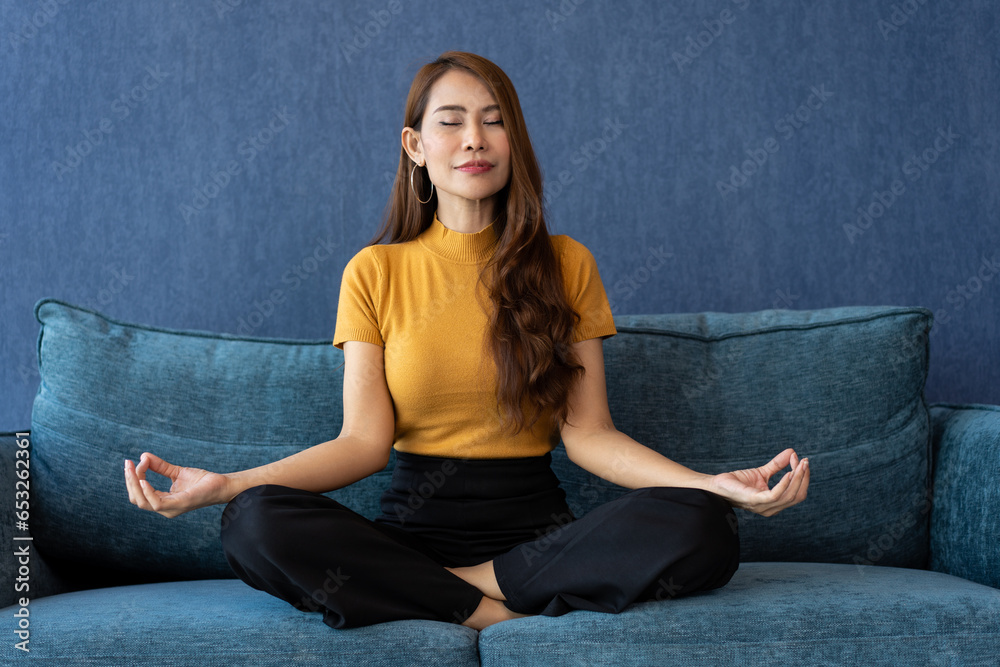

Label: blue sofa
[3,299,999,665]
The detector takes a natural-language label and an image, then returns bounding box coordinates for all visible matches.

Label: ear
[401,127,423,166]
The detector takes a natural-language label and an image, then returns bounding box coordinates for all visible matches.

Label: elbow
[372,445,392,473]
[339,423,393,474]
[368,430,394,473]
[358,433,392,474]
[561,421,618,464]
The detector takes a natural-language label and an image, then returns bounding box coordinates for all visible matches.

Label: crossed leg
[455,486,740,618]
[446,562,528,629]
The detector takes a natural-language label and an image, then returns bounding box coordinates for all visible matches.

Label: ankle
[446,562,505,600]
[461,596,530,630]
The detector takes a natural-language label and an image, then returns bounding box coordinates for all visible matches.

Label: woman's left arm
[559,338,809,517]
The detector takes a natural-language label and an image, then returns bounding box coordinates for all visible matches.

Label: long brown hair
[370,51,583,434]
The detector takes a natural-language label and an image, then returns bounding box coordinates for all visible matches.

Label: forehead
[426,69,497,109]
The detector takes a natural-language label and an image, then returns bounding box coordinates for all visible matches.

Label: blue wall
[2,0,998,429]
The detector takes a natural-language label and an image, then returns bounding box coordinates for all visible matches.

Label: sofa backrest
[30,299,932,585]
[32,299,361,581]
[555,307,933,569]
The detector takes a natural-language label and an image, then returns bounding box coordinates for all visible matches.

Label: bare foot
[446,561,505,600]
[462,596,531,630]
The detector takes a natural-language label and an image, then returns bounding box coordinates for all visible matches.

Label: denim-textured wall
[1,1,998,429]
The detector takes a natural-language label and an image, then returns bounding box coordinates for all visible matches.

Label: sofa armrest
[929,404,1000,589]
[0,432,68,608]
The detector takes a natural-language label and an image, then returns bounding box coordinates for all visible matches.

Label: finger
[135,453,151,481]
[138,477,168,513]
[125,460,153,510]
[142,452,179,480]
[759,449,795,479]
[124,459,137,504]
[779,461,806,505]
[141,481,185,518]
[750,456,811,516]
[125,459,141,504]
[134,457,162,504]
[774,458,809,510]
[794,458,810,503]
[755,467,796,514]
[772,462,797,495]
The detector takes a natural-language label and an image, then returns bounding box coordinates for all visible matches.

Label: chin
[445,184,507,204]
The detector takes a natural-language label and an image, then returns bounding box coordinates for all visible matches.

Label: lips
[456,160,493,174]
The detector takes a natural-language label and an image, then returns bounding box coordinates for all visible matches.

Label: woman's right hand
[124,452,232,518]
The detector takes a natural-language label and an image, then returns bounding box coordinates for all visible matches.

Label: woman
[124,51,809,631]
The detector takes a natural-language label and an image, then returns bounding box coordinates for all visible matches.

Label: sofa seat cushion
[0,579,479,666]
[479,562,1000,666]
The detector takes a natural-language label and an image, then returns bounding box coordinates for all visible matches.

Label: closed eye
[438,120,504,127]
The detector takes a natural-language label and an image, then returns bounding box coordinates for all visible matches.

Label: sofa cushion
[31,299,389,581]
[478,562,1000,666]
[930,403,1000,589]
[552,306,933,567]
[0,580,479,666]
[32,300,933,583]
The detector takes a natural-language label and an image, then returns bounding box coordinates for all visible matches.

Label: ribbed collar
[418,212,499,263]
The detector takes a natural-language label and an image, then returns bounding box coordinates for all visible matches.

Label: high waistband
[385,450,562,501]
[374,451,574,565]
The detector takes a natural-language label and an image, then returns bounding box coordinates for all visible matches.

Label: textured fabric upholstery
[9,299,1000,665]
[30,300,934,587]
[30,299,385,582]
[5,565,999,666]
[556,307,934,567]
[6,579,479,667]
[930,404,1000,589]
[479,562,1000,666]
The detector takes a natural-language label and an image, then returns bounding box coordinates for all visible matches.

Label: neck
[434,193,497,234]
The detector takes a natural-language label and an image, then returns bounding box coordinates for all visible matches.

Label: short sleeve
[555,236,617,343]
[333,248,385,349]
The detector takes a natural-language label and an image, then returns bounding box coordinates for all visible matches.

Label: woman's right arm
[124,340,395,518]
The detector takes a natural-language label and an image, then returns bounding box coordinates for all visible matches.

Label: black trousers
[220,451,739,629]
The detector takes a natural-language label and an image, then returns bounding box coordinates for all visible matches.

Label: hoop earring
[410,163,435,205]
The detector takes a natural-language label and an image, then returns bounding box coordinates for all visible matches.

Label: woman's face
[404,69,512,210]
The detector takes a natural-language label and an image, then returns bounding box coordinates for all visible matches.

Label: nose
[463,125,486,152]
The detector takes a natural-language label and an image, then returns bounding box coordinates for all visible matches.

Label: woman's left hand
[704,448,809,517]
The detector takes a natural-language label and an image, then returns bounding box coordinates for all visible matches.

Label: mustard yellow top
[333,213,617,459]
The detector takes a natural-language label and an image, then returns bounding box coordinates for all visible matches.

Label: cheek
[497,134,511,160]
[498,140,512,178]
[493,135,510,170]
[420,136,450,180]
[421,132,450,159]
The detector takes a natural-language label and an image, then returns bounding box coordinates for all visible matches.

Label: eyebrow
[432,104,501,114]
